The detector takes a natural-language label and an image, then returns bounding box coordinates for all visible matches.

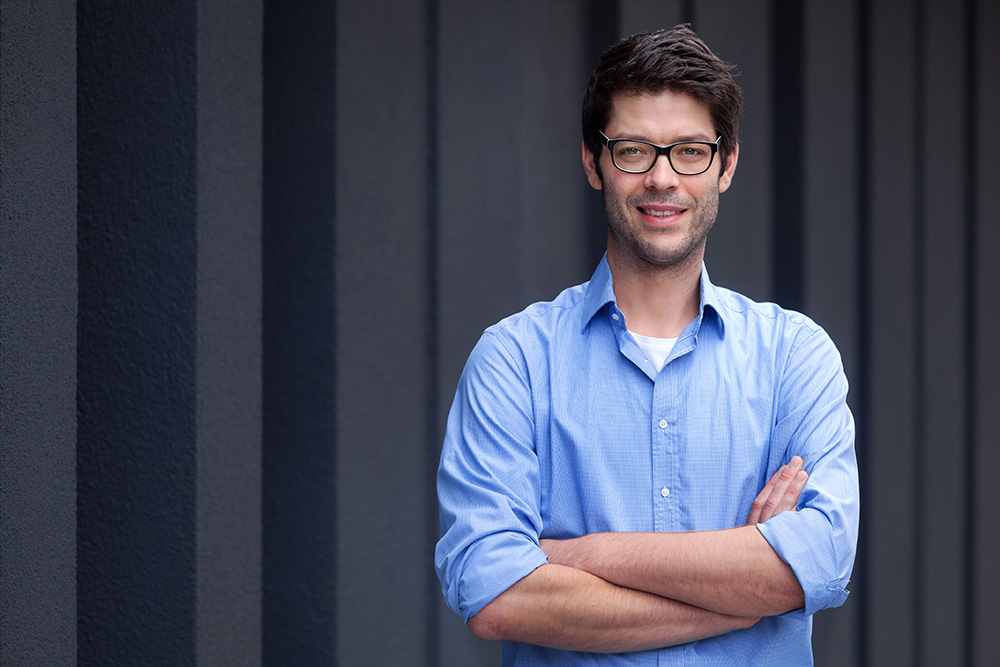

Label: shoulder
[711,284,827,346]
[457,281,591,406]
[483,281,591,348]
[707,284,845,382]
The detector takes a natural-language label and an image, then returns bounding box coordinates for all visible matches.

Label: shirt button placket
[655,417,672,526]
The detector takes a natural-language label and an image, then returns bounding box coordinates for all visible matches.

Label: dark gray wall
[261,2,338,663]
[0,0,996,665]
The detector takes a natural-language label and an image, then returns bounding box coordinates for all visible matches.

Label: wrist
[542,535,586,570]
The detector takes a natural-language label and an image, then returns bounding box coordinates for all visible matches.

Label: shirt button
[660,487,670,498]
[658,419,668,429]
[611,312,620,321]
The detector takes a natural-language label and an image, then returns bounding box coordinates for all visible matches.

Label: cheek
[689,178,721,204]
[602,179,630,213]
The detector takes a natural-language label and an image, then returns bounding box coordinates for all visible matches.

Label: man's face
[582,90,738,271]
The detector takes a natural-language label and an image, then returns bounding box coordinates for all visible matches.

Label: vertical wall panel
[195,0,264,664]
[972,1,1000,663]
[438,0,526,388]
[0,2,77,663]
[76,3,199,664]
[695,0,773,301]
[803,1,860,663]
[918,1,969,663]
[335,2,435,664]
[866,1,918,664]
[803,0,860,386]
[769,0,804,311]
[261,1,339,664]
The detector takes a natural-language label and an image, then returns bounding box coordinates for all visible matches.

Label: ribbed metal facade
[0,1,996,664]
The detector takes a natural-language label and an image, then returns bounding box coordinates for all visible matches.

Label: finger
[756,456,804,523]
[760,456,803,521]
[772,469,808,515]
[747,468,781,525]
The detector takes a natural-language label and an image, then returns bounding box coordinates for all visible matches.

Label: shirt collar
[698,263,727,340]
[581,255,727,339]
[580,255,617,332]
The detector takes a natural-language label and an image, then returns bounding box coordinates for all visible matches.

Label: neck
[606,246,703,339]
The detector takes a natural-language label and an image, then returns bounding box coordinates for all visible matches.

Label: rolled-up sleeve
[756,325,860,617]
[435,331,548,622]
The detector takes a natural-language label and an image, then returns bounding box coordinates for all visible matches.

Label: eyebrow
[609,132,716,144]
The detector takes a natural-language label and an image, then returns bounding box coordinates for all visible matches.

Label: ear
[718,142,739,194]
[582,140,603,190]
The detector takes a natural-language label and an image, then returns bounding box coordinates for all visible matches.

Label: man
[436,25,859,665]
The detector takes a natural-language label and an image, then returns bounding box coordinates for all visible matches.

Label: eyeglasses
[599,131,722,175]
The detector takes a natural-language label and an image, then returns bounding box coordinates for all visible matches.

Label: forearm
[544,526,804,618]
[468,563,759,653]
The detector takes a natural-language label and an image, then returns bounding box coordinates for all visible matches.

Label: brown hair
[582,25,742,175]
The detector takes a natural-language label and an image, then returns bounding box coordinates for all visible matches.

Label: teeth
[642,208,680,218]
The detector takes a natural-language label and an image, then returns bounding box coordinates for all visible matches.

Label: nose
[642,154,681,191]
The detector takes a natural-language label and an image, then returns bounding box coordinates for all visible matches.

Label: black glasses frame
[599,131,722,175]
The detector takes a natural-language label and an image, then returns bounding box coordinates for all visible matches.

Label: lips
[636,205,686,226]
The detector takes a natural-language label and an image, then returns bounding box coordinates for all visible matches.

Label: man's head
[582,25,742,179]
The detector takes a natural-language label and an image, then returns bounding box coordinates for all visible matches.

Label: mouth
[636,205,686,226]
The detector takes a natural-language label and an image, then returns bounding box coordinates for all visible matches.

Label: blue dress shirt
[436,257,859,665]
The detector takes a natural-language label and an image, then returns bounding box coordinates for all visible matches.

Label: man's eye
[615,144,651,159]
[672,144,711,164]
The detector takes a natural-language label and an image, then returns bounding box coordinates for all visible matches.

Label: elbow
[467,603,507,641]
[468,589,534,642]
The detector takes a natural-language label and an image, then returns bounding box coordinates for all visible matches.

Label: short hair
[582,25,742,174]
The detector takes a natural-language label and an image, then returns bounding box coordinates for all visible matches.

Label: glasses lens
[669,143,714,175]
[610,141,655,172]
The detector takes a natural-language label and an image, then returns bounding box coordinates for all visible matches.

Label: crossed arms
[467,458,809,653]
[438,321,859,653]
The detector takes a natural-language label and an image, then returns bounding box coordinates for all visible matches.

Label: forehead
[606,90,716,141]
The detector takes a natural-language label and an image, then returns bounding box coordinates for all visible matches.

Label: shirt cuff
[449,531,549,622]
[756,509,851,617]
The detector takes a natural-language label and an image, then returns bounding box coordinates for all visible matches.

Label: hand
[746,456,808,525]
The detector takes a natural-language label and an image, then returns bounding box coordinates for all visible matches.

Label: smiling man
[436,25,859,665]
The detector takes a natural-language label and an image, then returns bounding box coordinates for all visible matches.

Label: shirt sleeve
[756,324,860,618]
[434,330,549,622]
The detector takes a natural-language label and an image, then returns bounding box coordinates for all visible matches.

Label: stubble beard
[602,183,720,273]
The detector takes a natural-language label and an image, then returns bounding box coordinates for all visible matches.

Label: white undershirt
[629,330,678,372]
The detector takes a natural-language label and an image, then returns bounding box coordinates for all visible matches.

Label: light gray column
[866,0,919,664]
[972,1,1000,663]
[196,0,264,664]
[0,2,77,663]
[335,1,437,663]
